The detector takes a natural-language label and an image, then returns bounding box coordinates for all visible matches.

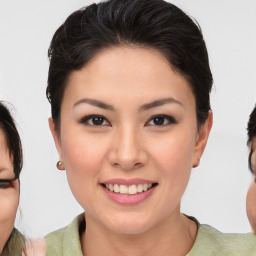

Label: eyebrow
[0,177,16,182]
[139,98,183,111]
[73,97,183,111]
[74,99,114,111]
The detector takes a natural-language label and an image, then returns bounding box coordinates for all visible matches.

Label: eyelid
[145,114,177,126]
[80,114,111,126]
[0,179,14,189]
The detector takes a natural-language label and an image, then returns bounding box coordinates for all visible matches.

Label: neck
[81,208,197,256]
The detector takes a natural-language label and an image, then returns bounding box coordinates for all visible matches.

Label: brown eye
[92,116,105,125]
[153,116,165,125]
[80,115,110,126]
[146,115,177,126]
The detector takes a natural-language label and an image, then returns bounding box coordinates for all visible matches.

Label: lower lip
[102,185,156,205]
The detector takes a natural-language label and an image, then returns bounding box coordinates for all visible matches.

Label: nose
[108,126,148,171]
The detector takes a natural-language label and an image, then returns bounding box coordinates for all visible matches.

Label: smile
[101,183,157,195]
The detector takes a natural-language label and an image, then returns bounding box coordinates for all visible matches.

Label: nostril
[134,162,143,167]
[108,145,148,170]
[111,161,143,171]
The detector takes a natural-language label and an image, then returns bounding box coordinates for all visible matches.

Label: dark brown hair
[46,0,213,131]
[247,105,256,174]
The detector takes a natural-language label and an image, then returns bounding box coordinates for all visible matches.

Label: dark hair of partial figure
[247,105,256,174]
[0,101,23,179]
[46,0,213,132]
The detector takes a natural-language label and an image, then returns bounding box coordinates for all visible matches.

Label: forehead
[0,129,14,177]
[0,128,8,151]
[251,138,256,151]
[64,46,195,108]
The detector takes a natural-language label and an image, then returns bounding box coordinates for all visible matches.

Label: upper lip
[100,178,157,186]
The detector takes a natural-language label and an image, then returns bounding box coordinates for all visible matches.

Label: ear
[48,117,63,160]
[193,111,213,166]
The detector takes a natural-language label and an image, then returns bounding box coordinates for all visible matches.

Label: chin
[105,216,153,235]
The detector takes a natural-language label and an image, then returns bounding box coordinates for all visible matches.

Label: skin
[247,138,256,233]
[50,46,212,256]
[0,129,19,254]
[23,239,47,256]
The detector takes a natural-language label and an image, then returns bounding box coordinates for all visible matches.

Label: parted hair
[46,0,213,131]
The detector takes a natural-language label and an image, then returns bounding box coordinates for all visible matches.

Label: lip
[100,178,158,205]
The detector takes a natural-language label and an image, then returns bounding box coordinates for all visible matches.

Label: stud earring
[56,161,65,170]
[193,161,200,168]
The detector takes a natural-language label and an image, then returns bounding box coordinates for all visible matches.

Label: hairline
[53,44,200,135]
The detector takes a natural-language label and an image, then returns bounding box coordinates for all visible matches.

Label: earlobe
[48,117,63,160]
[193,111,213,166]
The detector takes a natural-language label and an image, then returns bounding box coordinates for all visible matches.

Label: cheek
[149,130,196,175]
[61,131,109,205]
[148,130,196,200]
[246,182,256,231]
[0,190,19,226]
[62,130,108,174]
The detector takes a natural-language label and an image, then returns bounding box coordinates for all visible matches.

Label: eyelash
[145,114,177,126]
[80,115,111,127]
[80,114,177,127]
[0,179,13,189]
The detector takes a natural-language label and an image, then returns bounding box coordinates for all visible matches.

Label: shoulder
[44,213,84,256]
[188,224,256,256]
[2,228,25,255]
[44,227,65,255]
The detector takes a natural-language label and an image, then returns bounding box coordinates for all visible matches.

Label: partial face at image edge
[0,129,20,253]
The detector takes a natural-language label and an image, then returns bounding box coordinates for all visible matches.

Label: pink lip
[100,178,157,186]
[100,183,157,206]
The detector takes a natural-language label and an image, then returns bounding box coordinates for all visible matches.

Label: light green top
[45,213,256,256]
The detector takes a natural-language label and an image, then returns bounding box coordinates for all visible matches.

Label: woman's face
[50,47,212,234]
[0,129,19,253]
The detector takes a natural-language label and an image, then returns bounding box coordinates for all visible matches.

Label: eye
[146,114,177,126]
[0,179,12,189]
[80,115,111,126]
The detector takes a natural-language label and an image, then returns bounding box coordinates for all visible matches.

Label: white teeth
[128,185,137,195]
[109,184,114,192]
[105,183,154,195]
[137,184,143,193]
[113,184,120,193]
[120,185,128,194]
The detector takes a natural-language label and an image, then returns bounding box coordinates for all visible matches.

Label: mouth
[100,183,158,195]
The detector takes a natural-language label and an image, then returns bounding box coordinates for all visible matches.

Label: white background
[0,0,256,238]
